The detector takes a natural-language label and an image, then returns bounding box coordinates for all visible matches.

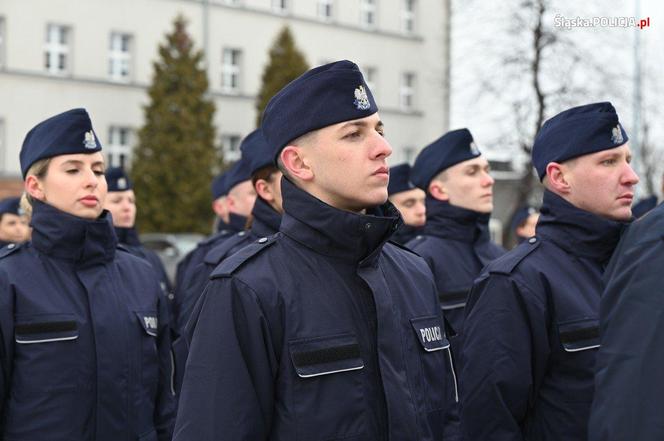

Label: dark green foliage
[132,16,217,233]
[255,26,309,126]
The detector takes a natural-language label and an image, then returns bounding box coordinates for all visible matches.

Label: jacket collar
[280,178,401,265]
[114,226,141,246]
[30,199,117,266]
[423,196,492,244]
[250,197,282,238]
[536,190,626,263]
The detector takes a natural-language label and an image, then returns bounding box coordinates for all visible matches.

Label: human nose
[370,133,392,159]
[622,162,640,186]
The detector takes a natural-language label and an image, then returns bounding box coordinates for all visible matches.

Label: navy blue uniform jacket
[461,191,624,441]
[589,202,664,441]
[407,198,504,440]
[172,213,245,334]
[174,179,455,441]
[0,201,175,441]
[176,197,281,334]
[115,226,173,303]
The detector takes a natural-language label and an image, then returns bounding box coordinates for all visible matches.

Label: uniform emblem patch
[117,177,127,190]
[354,85,371,110]
[469,141,480,155]
[83,130,97,149]
[142,315,158,336]
[410,315,448,352]
[611,125,623,144]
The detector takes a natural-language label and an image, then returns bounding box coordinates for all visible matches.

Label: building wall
[0,0,450,185]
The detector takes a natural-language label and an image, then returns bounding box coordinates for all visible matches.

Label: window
[402,146,416,163]
[44,24,70,75]
[221,134,242,161]
[221,48,242,94]
[317,0,334,21]
[363,66,377,98]
[401,0,416,34]
[109,32,132,82]
[272,0,288,14]
[107,126,132,169]
[400,72,415,110]
[360,0,377,29]
[0,17,6,69]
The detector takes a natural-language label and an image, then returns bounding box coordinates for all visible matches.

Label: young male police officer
[407,129,505,350]
[173,156,254,331]
[387,163,426,245]
[406,129,505,439]
[460,102,639,441]
[175,129,281,335]
[0,197,29,246]
[174,60,452,441]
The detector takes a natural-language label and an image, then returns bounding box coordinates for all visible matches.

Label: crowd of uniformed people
[0,59,662,440]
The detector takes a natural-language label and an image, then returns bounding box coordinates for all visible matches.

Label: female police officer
[104,166,172,297]
[0,108,175,441]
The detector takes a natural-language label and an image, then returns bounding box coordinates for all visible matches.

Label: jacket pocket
[558,318,600,352]
[289,333,364,378]
[15,315,78,344]
[410,315,455,410]
[289,332,366,440]
[134,310,159,390]
[13,313,80,393]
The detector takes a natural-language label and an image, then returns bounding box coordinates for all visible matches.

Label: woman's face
[104,189,137,228]
[28,152,107,219]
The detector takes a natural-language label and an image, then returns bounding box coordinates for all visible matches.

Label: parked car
[140,233,204,286]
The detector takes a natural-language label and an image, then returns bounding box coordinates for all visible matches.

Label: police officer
[175,128,282,334]
[589,199,664,440]
[460,102,638,441]
[406,129,505,439]
[510,205,539,244]
[0,108,175,440]
[174,60,453,440]
[407,129,505,347]
[0,197,29,246]
[387,163,425,245]
[172,156,254,329]
[104,166,172,298]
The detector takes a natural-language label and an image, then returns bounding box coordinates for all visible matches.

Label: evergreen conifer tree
[132,15,217,233]
[255,26,309,126]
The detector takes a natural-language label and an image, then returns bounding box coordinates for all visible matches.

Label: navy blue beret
[211,158,252,200]
[411,128,481,190]
[20,108,102,178]
[532,102,628,180]
[388,163,416,195]
[510,205,538,233]
[105,167,133,192]
[211,173,228,200]
[0,197,21,216]
[239,129,273,176]
[261,60,378,163]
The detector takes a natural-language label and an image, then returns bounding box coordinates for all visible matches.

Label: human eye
[601,158,617,166]
[65,168,79,175]
[343,130,361,140]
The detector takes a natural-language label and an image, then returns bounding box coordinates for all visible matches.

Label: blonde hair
[21,158,52,213]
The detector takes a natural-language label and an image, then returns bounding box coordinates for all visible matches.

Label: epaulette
[116,244,131,254]
[489,237,541,275]
[203,231,250,265]
[210,235,278,279]
[386,240,423,258]
[0,242,23,260]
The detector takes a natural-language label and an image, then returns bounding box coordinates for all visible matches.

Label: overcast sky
[449,0,663,193]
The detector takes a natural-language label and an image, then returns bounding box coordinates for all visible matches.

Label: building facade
[0,0,451,188]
